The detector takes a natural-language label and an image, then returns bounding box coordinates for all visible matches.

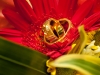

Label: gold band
[42,18,72,44]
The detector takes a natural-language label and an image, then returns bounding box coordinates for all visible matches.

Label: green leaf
[78,25,88,53]
[50,54,100,75]
[0,37,49,75]
[68,25,88,54]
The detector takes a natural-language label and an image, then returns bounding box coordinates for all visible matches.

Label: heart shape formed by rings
[42,18,73,44]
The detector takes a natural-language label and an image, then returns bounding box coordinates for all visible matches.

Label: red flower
[1,0,100,59]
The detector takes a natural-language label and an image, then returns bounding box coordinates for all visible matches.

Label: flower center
[42,18,72,44]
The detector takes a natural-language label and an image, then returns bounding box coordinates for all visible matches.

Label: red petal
[59,46,71,54]
[2,8,29,32]
[0,28,22,43]
[13,0,37,23]
[71,0,96,27]
[46,45,71,59]
[57,0,70,18]
[93,0,100,13]
[48,0,57,10]
[65,0,77,19]
[5,36,22,44]
[89,23,100,31]
[46,51,62,59]
[30,0,44,18]
[45,43,59,50]
[78,0,87,6]
[43,0,57,15]
[42,0,50,15]
[0,28,21,36]
[57,0,78,19]
[82,12,100,31]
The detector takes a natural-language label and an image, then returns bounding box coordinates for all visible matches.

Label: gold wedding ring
[42,18,72,44]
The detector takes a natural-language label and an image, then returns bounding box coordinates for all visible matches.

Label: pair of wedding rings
[42,18,72,44]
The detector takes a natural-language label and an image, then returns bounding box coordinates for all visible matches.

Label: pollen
[91,46,98,50]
